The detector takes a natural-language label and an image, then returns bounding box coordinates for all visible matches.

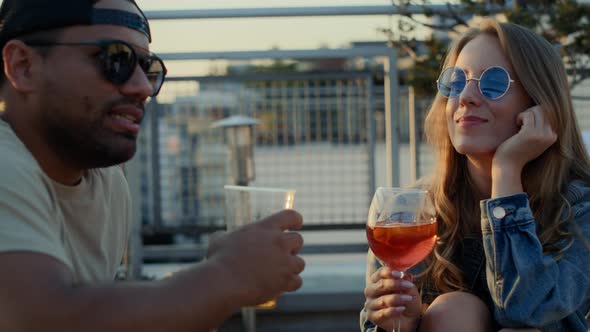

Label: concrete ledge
[219,291,365,332]
[270,291,364,313]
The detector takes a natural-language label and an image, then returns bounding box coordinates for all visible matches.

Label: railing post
[384,47,400,187]
[409,86,420,183]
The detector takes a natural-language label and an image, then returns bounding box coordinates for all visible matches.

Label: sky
[138,0,422,52]
[0,0,445,76]
[135,0,436,76]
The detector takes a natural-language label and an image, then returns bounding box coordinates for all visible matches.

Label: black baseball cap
[0,0,152,50]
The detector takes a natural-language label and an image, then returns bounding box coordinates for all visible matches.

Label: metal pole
[408,86,419,183]
[159,47,393,61]
[384,48,400,187]
[366,75,376,196]
[125,150,144,280]
[150,98,163,228]
[144,4,481,20]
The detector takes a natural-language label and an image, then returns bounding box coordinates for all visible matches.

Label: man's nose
[120,65,154,100]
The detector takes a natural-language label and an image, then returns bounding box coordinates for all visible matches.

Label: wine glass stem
[393,317,401,332]
[393,270,406,332]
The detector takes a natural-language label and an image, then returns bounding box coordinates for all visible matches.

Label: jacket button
[492,206,506,219]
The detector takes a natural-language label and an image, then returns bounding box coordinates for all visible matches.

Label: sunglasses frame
[24,39,167,97]
[437,66,515,100]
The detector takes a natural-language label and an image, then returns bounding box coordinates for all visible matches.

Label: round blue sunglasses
[437,66,515,100]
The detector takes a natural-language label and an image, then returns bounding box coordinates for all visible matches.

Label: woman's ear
[2,40,41,93]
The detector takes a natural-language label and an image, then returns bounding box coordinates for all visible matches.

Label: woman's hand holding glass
[364,266,422,332]
[365,188,436,332]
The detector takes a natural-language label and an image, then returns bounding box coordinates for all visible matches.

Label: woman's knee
[420,291,493,332]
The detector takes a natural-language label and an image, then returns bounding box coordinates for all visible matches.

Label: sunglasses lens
[480,67,510,99]
[102,42,136,85]
[138,56,166,96]
[438,67,466,98]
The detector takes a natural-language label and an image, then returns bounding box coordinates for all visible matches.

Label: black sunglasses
[25,39,167,97]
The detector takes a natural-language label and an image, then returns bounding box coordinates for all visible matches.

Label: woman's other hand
[491,105,557,198]
[363,266,422,332]
[493,105,557,173]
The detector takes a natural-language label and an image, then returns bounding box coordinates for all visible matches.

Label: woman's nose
[459,79,482,107]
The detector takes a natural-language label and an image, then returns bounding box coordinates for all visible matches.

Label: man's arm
[0,210,305,332]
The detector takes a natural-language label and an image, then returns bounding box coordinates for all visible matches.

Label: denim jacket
[360,180,590,332]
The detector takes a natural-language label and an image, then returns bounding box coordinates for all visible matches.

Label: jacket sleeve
[480,192,590,328]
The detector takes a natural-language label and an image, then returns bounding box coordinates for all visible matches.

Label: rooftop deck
[142,230,367,331]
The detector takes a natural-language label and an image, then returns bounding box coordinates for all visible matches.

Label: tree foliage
[386,0,590,96]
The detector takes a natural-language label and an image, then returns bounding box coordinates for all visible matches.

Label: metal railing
[134,75,434,233]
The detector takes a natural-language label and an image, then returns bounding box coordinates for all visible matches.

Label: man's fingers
[286,274,303,292]
[290,255,306,274]
[259,209,303,231]
[282,232,304,254]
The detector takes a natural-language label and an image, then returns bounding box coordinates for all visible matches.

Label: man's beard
[40,104,139,170]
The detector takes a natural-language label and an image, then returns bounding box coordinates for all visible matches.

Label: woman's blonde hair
[421,19,590,292]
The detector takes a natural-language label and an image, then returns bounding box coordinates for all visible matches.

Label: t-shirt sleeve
[0,156,70,269]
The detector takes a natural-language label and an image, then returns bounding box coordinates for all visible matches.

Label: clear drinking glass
[366,188,437,332]
[224,185,296,309]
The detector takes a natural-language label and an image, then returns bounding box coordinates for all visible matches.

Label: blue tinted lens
[438,67,466,97]
[480,67,510,99]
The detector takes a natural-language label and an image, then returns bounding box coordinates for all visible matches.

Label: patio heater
[211,115,260,332]
[212,115,260,186]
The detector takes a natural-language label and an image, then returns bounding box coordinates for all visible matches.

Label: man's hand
[207,209,305,306]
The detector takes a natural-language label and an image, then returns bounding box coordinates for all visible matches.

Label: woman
[361,19,590,332]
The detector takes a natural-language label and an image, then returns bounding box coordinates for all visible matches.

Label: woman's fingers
[364,270,423,332]
[519,106,556,141]
[370,266,394,283]
[366,305,405,321]
[365,293,417,311]
[365,276,417,298]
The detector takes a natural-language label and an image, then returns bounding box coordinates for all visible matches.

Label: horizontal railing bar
[144,5,460,20]
[142,223,366,236]
[165,71,375,83]
[159,47,394,61]
[142,243,368,262]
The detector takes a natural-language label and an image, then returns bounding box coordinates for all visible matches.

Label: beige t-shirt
[0,119,132,284]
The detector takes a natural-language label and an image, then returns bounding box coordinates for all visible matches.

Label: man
[0,0,305,330]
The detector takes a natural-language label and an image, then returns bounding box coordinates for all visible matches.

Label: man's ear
[2,40,41,93]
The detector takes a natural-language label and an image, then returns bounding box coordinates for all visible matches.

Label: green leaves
[392,0,590,95]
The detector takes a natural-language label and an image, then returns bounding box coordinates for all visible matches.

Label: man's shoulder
[86,165,130,198]
[0,135,46,190]
[89,165,127,185]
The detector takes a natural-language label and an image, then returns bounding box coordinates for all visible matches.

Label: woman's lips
[456,115,488,128]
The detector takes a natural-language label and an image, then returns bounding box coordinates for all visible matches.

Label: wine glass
[366,188,437,332]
